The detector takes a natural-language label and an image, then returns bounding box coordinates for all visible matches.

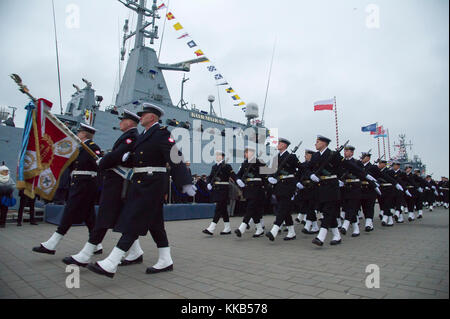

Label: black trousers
[342,198,360,223]
[305,199,317,222]
[379,189,394,216]
[212,199,229,223]
[17,197,35,224]
[56,210,96,236]
[319,201,340,229]
[242,198,263,224]
[116,226,169,251]
[406,195,416,212]
[393,192,404,211]
[0,205,8,225]
[361,197,376,220]
[273,196,294,227]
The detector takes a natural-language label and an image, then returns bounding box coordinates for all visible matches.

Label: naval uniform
[357,161,380,223]
[402,172,419,217]
[339,157,364,228]
[88,127,139,244]
[207,161,237,225]
[412,173,427,212]
[56,139,101,236]
[270,150,301,228]
[438,180,449,207]
[113,123,192,250]
[388,168,408,215]
[236,157,266,225]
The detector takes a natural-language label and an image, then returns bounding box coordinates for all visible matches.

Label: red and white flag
[313,98,334,111]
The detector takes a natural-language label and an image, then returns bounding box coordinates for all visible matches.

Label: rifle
[313,139,349,176]
[241,151,264,182]
[209,158,227,183]
[374,154,386,164]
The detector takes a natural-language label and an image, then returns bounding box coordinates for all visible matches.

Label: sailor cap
[361,151,372,157]
[278,138,291,146]
[78,123,97,134]
[414,168,421,172]
[0,165,9,172]
[119,109,140,123]
[344,145,355,151]
[392,161,401,165]
[137,103,165,117]
[305,149,315,154]
[379,159,387,164]
[317,135,331,144]
[405,164,413,169]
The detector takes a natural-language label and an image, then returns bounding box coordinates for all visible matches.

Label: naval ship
[0,0,271,209]
[392,134,426,174]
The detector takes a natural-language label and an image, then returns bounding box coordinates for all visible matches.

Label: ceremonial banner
[16,99,80,200]
[313,99,334,111]
[361,123,377,132]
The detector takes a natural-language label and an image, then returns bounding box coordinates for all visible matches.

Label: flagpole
[377,136,381,160]
[382,135,386,159]
[334,96,339,148]
[51,0,64,115]
[387,128,391,160]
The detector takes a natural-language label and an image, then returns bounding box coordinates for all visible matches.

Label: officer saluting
[234,147,266,238]
[203,151,238,236]
[63,110,144,267]
[32,123,102,255]
[88,103,196,278]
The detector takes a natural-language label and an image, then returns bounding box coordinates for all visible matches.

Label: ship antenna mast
[119,0,160,59]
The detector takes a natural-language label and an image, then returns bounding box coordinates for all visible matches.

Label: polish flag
[313,99,334,111]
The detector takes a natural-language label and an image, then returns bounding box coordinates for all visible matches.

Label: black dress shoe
[330,239,342,245]
[302,228,311,234]
[379,215,383,220]
[265,232,275,241]
[87,262,115,278]
[301,220,306,226]
[284,236,296,241]
[202,229,213,235]
[220,231,231,235]
[119,255,143,266]
[94,249,103,255]
[312,238,323,246]
[234,229,242,237]
[146,264,173,274]
[252,232,264,238]
[32,244,55,255]
[62,256,88,267]
[351,233,360,238]
[246,224,250,230]
[340,228,347,235]
[283,228,288,232]
[396,220,404,224]
[417,215,423,219]
[381,221,387,227]
[386,223,394,227]
[365,226,373,232]
[295,218,301,223]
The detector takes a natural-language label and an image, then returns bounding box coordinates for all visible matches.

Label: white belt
[133,167,167,175]
[246,178,262,182]
[71,170,97,177]
[345,179,360,183]
[381,183,392,187]
[442,187,449,190]
[214,182,229,185]
[279,174,295,180]
[110,166,133,180]
[320,175,337,180]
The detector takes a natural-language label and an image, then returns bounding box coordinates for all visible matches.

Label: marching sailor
[438,176,449,209]
[202,151,238,236]
[305,135,376,246]
[388,161,411,223]
[339,145,364,237]
[266,138,301,241]
[376,159,403,227]
[357,151,383,231]
[234,147,266,238]
[87,103,196,278]
[299,149,320,235]
[32,123,103,255]
[412,169,427,218]
[402,165,419,221]
[424,175,438,211]
[62,110,144,267]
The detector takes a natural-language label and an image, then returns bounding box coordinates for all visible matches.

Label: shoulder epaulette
[160,126,167,130]
[89,142,95,145]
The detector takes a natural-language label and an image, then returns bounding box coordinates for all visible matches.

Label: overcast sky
[0,0,448,177]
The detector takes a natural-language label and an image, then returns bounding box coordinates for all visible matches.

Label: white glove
[425,187,430,190]
[310,174,320,183]
[366,174,377,183]
[236,179,245,188]
[182,184,196,197]
[396,184,404,192]
[268,177,278,185]
[441,192,444,196]
[338,180,344,187]
[432,186,436,190]
[291,195,295,200]
[296,182,304,190]
[207,183,212,191]
[418,187,423,193]
[375,187,382,196]
[96,158,102,166]
[405,190,412,197]
[434,191,439,196]
[122,152,130,163]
